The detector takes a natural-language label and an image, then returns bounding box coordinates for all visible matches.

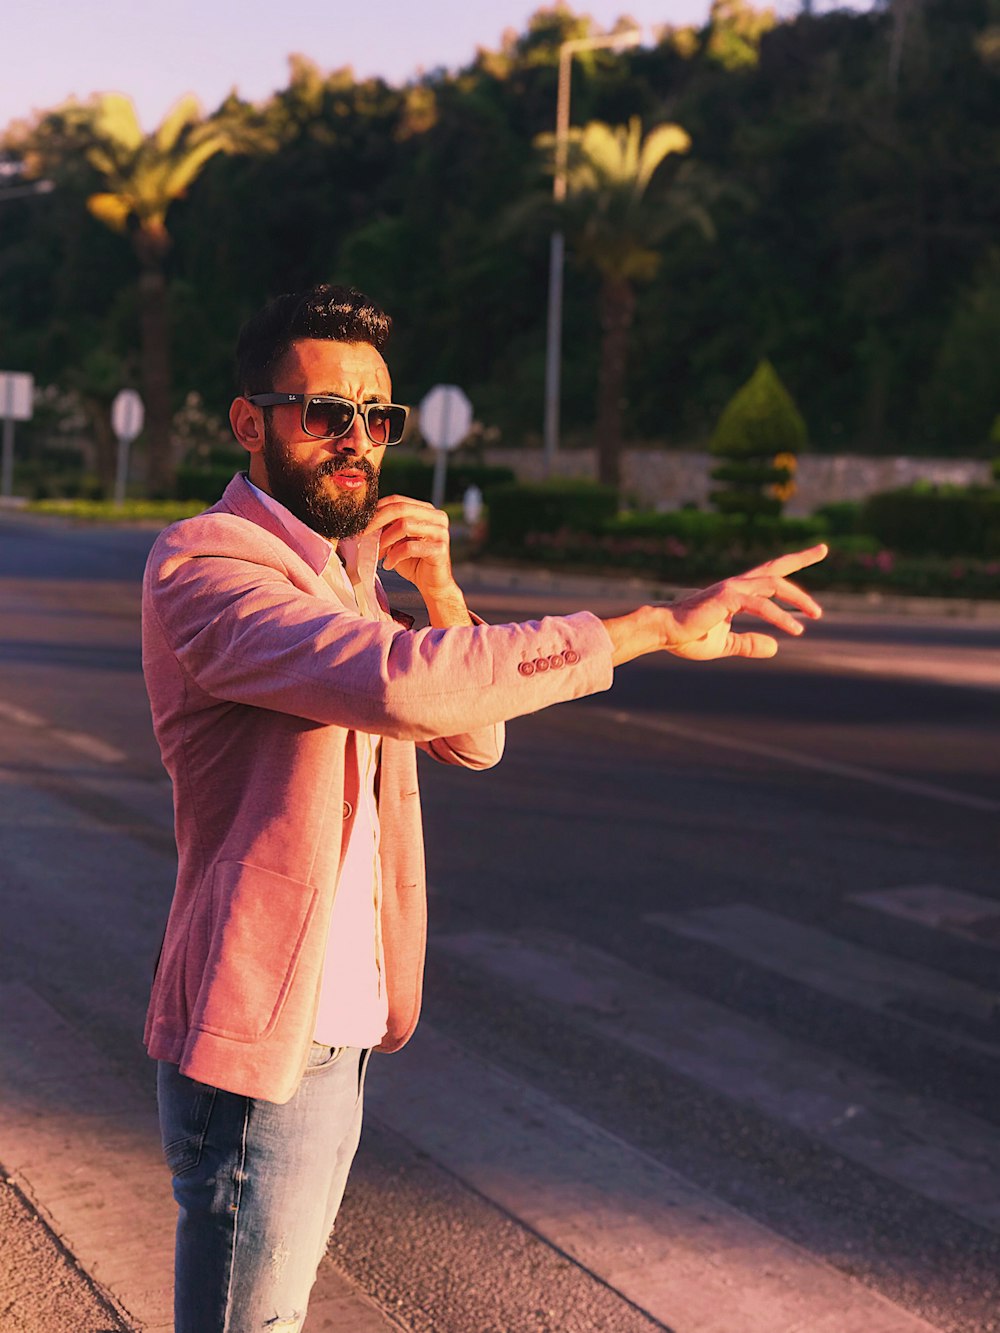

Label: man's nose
[331,416,368,454]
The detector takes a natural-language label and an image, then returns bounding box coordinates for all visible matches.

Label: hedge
[860,485,1000,557]
[486,481,618,549]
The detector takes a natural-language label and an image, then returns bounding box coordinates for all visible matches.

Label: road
[0,512,997,1333]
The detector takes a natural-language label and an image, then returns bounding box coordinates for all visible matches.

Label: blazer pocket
[193,860,318,1042]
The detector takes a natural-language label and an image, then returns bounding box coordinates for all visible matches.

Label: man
[143,283,825,1332]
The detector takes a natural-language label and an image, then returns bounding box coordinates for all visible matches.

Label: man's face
[255,338,392,540]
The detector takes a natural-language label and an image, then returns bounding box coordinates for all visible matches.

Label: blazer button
[549,654,565,669]
[343,801,353,818]
[534,657,550,672]
[564,649,580,665]
[518,661,535,677]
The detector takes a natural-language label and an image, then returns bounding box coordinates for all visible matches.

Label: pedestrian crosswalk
[351,887,1000,1332]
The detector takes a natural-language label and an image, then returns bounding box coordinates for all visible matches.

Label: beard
[261,418,380,540]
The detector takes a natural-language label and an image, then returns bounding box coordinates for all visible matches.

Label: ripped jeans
[158,1043,372,1333]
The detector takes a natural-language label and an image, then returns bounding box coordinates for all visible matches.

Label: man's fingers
[739,593,805,637]
[369,495,444,529]
[772,576,823,619]
[726,631,779,659]
[380,536,445,570]
[748,542,828,581]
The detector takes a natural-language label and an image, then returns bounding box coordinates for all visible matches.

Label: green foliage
[380,454,516,503]
[486,481,618,548]
[710,360,807,460]
[28,498,205,522]
[860,485,1000,558]
[3,1,1000,460]
[709,359,805,518]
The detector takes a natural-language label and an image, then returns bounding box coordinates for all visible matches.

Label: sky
[1,0,871,134]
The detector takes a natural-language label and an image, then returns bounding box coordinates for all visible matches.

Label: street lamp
[542,27,642,478]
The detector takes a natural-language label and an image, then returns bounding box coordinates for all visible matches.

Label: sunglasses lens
[366,405,407,444]
[304,399,355,438]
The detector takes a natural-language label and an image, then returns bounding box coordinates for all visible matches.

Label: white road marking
[0,700,45,728]
[647,905,1000,1053]
[50,728,127,765]
[589,707,1000,814]
[851,885,1000,949]
[436,930,1000,1233]
[368,1025,941,1333]
[0,699,127,765]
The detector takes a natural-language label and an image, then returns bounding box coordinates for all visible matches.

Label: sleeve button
[343,801,353,818]
[534,657,550,672]
[564,649,580,665]
[518,661,535,677]
[549,654,565,669]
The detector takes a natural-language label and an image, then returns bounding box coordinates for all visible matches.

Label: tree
[536,116,712,491]
[82,94,235,495]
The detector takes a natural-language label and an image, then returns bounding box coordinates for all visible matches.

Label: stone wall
[481,449,993,516]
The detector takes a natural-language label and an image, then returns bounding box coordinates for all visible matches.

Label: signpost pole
[419,385,473,512]
[114,434,130,507]
[0,373,33,500]
[1,417,14,499]
[111,389,145,508]
[431,396,452,511]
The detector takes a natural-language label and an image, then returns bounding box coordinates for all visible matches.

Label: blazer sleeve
[144,523,615,745]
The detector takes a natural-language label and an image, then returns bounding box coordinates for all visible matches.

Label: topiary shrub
[709,360,807,521]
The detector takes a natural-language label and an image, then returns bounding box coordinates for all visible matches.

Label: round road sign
[419,384,472,452]
[112,389,145,443]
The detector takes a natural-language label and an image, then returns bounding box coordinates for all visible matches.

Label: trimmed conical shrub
[709,360,807,519]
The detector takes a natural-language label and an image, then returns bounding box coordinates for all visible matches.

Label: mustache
[318,455,378,481]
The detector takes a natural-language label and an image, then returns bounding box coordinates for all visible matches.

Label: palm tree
[536,117,713,492]
[84,95,234,495]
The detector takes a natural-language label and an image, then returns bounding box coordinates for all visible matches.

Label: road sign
[0,371,34,422]
[419,385,473,453]
[419,384,473,509]
[112,389,145,444]
[111,389,145,506]
[0,371,33,499]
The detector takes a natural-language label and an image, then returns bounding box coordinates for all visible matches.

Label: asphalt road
[0,513,997,1333]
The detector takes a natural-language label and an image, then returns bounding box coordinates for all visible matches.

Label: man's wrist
[420,579,473,628]
[602,605,674,666]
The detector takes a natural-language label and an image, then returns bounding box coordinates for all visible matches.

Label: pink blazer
[142,476,614,1102]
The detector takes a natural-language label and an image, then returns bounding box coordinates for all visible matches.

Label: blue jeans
[157,1043,372,1333]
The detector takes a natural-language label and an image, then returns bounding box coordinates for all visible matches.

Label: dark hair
[236,284,392,395]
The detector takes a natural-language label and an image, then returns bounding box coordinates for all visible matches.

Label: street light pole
[542,28,642,479]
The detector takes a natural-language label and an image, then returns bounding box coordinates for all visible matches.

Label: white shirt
[246,478,388,1048]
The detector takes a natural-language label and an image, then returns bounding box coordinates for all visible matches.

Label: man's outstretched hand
[603,545,828,667]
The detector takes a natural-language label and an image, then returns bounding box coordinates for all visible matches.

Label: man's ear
[230,398,264,457]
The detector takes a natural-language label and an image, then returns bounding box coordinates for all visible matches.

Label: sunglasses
[246,392,410,445]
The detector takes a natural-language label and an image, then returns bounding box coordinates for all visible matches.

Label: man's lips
[326,469,367,489]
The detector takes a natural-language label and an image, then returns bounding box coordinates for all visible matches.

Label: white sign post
[0,371,34,499]
[111,389,145,506]
[419,384,473,510]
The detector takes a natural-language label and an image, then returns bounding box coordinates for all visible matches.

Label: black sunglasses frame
[246,392,410,445]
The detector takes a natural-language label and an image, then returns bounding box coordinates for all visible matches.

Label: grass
[27,498,207,524]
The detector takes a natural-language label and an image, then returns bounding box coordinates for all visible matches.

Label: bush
[379,454,515,503]
[709,360,806,520]
[176,466,239,503]
[814,501,864,536]
[486,481,618,549]
[860,485,1000,558]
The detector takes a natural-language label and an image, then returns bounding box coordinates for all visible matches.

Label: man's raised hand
[603,545,827,667]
